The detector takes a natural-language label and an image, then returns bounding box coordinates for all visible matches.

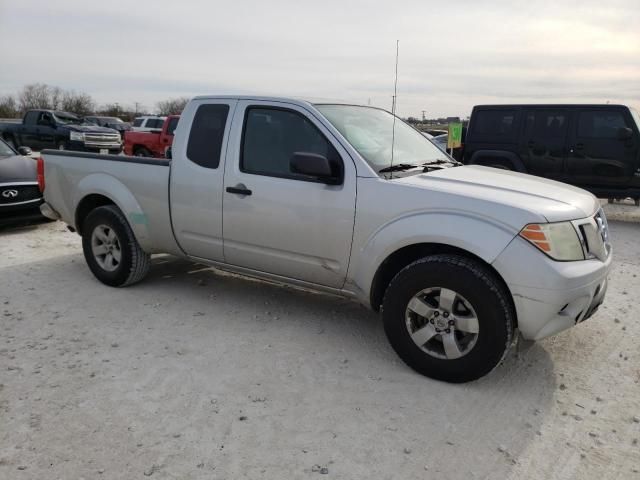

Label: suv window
[133,118,143,127]
[473,110,516,137]
[524,110,567,138]
[186,104,229,169]
[241,107,340,180]
[166,117,179,136]
[578,111,627,138]
[146,119,164,129]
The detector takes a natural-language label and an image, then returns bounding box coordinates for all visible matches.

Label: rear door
[221,100,356,288]
[169,100,236,261]
[566,107,639,188]
[20,111,41,149]
[519,108,569,180]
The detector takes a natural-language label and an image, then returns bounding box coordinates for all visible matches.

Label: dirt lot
[1,220,639,479]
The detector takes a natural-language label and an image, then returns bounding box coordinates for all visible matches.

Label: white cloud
[0,0,638,116]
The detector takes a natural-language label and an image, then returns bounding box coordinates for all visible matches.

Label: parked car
[0,138,45,227]
[0,110,122,154]
[39,95,611,383]
[85,116,132,137]
[462,104,640,204]
[124,115,179,157]
[131,116,166,132]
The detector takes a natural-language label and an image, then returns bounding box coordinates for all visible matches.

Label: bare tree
[50,86,63,110]
[0,95,18,118]
[18,83,53,111]
[156,97,189,116]
[61,91,95,116]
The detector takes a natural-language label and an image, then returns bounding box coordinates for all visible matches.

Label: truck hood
[0,154,37,182]
[396,165,599,223]
[66,124,119,134]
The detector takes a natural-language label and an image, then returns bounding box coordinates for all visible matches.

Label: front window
[0,139,16,157]
[315,104,447,173]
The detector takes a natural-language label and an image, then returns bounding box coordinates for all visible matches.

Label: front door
[519,108,569,180]
[566,108,639,188]
[222,100,356,288]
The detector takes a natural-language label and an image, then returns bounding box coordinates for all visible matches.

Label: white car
[131,116,167,132]
[39,95,612,383]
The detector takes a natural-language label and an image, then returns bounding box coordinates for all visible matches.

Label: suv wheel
[82,205,150,287]
[382,254,514,383]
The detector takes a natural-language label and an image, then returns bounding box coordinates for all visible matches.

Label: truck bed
[41,150,181,255]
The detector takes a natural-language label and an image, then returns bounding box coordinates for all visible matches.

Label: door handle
[226,184,252,196]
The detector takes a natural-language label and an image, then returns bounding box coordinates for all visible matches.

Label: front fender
[349,210,517,302]
[75,173,152,250]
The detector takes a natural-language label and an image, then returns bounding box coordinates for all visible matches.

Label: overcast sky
[0,0,638,117]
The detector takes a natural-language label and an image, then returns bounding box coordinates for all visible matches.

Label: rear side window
[133,118,143,127]
[241,107,340,180]
[186,104,230,169]
[473,110,516,137]
[524,110,568,139]
[24,111,39,125]
[166,117,179,136]
[577,111,627,138]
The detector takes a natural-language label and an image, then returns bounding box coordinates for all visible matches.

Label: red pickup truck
[123,115,179,157]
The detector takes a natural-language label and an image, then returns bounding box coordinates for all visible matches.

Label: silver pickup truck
[39,96,612,383]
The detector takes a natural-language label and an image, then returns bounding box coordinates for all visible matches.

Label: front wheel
[382,254,514,383]
[82,205,150,287]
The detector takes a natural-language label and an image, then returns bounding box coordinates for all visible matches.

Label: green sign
[448,122,463,149]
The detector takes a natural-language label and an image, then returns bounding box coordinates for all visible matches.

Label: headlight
[519,222,585,261]
[69,131,84,142]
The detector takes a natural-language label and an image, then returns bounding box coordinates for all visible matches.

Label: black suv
[462,105,640,203]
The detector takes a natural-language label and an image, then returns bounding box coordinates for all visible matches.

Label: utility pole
[422,110,426,122]
[134,102,140,115]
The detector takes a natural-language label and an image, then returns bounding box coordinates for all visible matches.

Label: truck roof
[191,95,368,108]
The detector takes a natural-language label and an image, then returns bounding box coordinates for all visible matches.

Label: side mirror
[18,146,32,156]
[618,127,633,140]
[290,152,340,184]
[165,146,172,159]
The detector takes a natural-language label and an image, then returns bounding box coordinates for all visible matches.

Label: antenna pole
[390,40,399,176]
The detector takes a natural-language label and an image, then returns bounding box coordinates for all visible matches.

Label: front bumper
[0,200,46,227]
[67,140,122,154]
[492,236,612,340]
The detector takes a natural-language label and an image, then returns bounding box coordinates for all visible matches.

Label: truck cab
[123,115,179,157]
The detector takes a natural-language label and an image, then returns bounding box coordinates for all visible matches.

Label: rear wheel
[382,254,514,383]
[82,205,150,287]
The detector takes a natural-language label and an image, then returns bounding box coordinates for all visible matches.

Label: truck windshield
[53,112,85,125]
[315,104,448,173]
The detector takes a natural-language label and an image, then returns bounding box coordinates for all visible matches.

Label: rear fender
[75,173,152,250]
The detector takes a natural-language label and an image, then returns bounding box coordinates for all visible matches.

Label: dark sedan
[0,139,45,227]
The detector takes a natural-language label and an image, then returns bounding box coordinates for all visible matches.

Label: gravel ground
[1,221,639,479]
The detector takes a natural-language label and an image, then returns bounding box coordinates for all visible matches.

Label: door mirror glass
[17,146,32,156]
[290,152,338,183]
[618,127,633,140]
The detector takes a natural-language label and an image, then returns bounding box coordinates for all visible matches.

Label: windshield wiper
[378,163,419,173]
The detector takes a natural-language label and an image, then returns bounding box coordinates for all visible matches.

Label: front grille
[0,184,41,205]
[84,133,121,147]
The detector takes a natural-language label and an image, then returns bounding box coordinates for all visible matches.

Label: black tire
[81,205,150,287]
[134,146,152,157]
[382,254,514,383]
[634,198,639,207]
